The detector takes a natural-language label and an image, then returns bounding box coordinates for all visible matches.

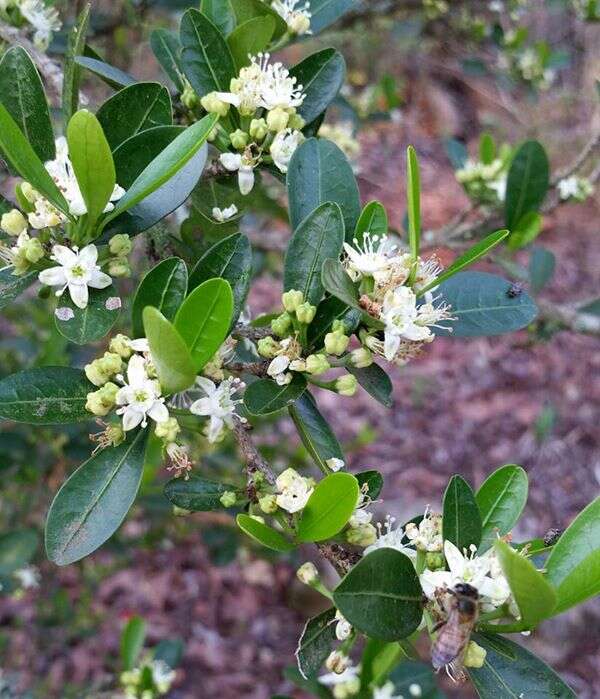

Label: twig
[550,131,600,185]
[226,360,269,377]
[537,299,600,336]
[232,324,273,341]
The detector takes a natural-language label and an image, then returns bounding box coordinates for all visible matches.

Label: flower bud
[346,522,377,547]
[20,182,39,204]
[220,490,238,508]
[289,12,311,35]
[289,358,307,372]
[257,335,280,358]
[109,334,133,359]
[181,82,199,110]
[85,382,119,416]
[335,614,352,641]
[266,107,290,132]
[282,289,304,313]
[335,374,358,396]
[249,118,268,141]
[259,493,278,514]
[108,259,131,277]
[324,331,349,356]
[23,237,44,264]
[296,561,319,585]
[173,505,192,516]
[200,92,230,117]
[154,416,180,443]
[296,302,316,325]
[425,551,445,571]
[326,457,345,472]
[229,129,249,150]
[326,650,350,674]
[108,233,132,257]
[85,360,108,387]
[305,354,330,375]
[349,347,373,368]
[271,312,293,337]
[287,111,306,130]
[99,352,123,376]
[104,423,125,447]
[1,209,27,237]
[463,640,487,668]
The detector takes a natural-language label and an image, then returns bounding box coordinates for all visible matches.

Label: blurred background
[0,0,598,697]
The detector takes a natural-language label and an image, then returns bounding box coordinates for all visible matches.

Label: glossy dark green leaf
[201,0,236,35]
[296,608,337,679]
[435,271,538,337]
[97,83,172,151]
[307,296,361,350]
[504,140,550,229]
[0,529,38,575]
[143,307,196,395]
[0,47,54,162]
[469,633,576,698]
[114,126,184,187]
[180,9,236,96]
[150,29,184,91]
[388,660,441,698]
[0,367,92,424]
[244,374,307,415]
[476,464,528,553]
[45,430,147,565]
[236,513,295,552]
[290,49,346,124]
[333,549,423,640]
[0,268,36,310]
[229,0,288,38]
[528,246,555,293]
[284,202,344,307]
[347,363,393,408]
[132,258,188,338]
[442,475,482,551]
[297,472,359,542]
[188,233,252,328]
[288,137,360,238]
[174,278,234,372]
[356,470,384,499]
[55,284,121,345]
[354,200,388,243]
[359,639,407,691]
[75,56,137,89]
[288,391,343,471]
[121,616,146,671]
[308,0,354,34]
[227,17,275,70]
[545,495,600,614]
[321,259,383,329]
[62,4,90,126]
[164,474,242,511]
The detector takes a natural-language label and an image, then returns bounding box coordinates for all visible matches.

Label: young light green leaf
[132,258,188,338]
[297,472,359,542]
[55,284,121,345]
[442,475,482,552]
[229,0,288,38]
[150,29,184,91]
[244,374,307,416]
[62,3,90,126]
[174,278,234,372]
[354,200,388,244]
[142,307,196,395]
[236,513,295,552]
[476,464,528,553]
[406,146,421,283]
[504,140,549,229]
[290,49,346,124]
[121,616,146,671]
[333,549,423,641]
[479,133,496,164]
[164,475,243,511]
[296,608,337,679]
[45,430,147,565]
[227,17,275,70]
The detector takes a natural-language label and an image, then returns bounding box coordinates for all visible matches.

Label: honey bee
[431,583,480,681]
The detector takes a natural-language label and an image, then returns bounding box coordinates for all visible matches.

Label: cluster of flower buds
[120,656,176,698]
[557,175,594,202]
[455,152,511,205]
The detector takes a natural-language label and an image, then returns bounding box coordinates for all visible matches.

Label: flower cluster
[198,53,306,194]
[271,0,312,35]
[120,656,176,698]
[557,175,594,202]
[455,156,509,205]
[0,0,61,50]
[499,37,556,91]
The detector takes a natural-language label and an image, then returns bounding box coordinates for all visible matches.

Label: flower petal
[148,401,169,424]
[38,266,67,287]
[68,282,88,309]
[88,270,112,289]
[78,244,98,266]
[51,245,77,266]
[122,406,143,431]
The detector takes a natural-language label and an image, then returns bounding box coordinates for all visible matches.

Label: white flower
[275,468,313,513]
[326,457,345,472]
[219,152,255,195]
[115,355,169,431]
[343,233,398,282]
[189,376,244,443]
[319,663,360,687]
[149,659,175,693]
[381,287,434,358]
[558,176,580,200]
[19,0,61,50]
[374,681,403,699]
[212,204,238,222]
[38,244,112,309]
[364,515,416,559]
[129,338,150,353]
[267,353,292,386]
[405,508,443,552]
[272,0,312,35]
[13,565,40,590]
[270,129,305,173]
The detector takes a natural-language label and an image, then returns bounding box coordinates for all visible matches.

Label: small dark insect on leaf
[543,527,564,547]
[507,282,525,298]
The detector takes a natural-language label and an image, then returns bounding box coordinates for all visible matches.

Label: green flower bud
[220,490,238,508]
[425,551,445,571]
[181,81,199,110]
[324,330,349,356]
[108,259,131,278]
[23,237,44,264]
[108,233,132,257]
[271,312,293,337]
[230,129,249,150]
[335,374,358,396]
[259,493,278,514]
[282,289,304,313]
[296,562,319,585]
[289,358,307,372]
[346,522,377,547]
[173,505,192,517]
[200,92,230,117]
[249,118,268,141]
[287,111,306,130]
[20,182,39,203]
[257,335,280,358]
[85,382,119,416]
[207,126,219,142]
[266,107,289,132]
[109,334,133,359]
[331,319,347,334]
[1,209,27,237]
[98,352,123,377]
[154,416,180,443]
[305,354,330,375]
[296,302,316,325]
[349,347,373,368]
[463,641,487,669]
[84,359,108,387]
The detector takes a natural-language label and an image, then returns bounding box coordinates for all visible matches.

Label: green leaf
[360,639,407,691]
[442,475,482,551]
[528,246,555,294]
[150,29,184,91]
[288,391,343,471]
[545,495,600,614]
[0,268,37,310]
[297,472,359,542]
[180,9,237,96]
[45,430,147,565]
[406,145,421,267]
[201,0,236,35]
[153,638,184,669]
[0,367,92,424]
[236,513,295,552]
[354,200,388,244]
[445,137,468,170]
[62,4,91,126]
[504,140,550,229]
[479,133,496,164]
[288,138,360,239]
[132,258,188,339]
[174,278,234,372]
[476,464,528,553]
[105,114,217,223]
[0,103,69,216]
[143,307,196,395]
[244,374,307,416]
[164,474,242,511]
[435,271,538,337]
[296,608,337,679]
[356,470,383,499]
[188,233,252,328]
[308,0,355,34]
[55,284,121,345]
[121,616,146,671]
[229,0,288,38]
[507,211,543,250]
[96,83,172,151]
[347,364,393,408]
[468,633,576,698]
[75,56,137,90]
[418,230,510,296]
[321,259,384,329]
[290,49,346,124]
[284,202,345,307]
[227,17,275,70]
[495,540,556,626]
[307,296,361,350]
[0,47,54,162]
[66,110,116,226]
[333,549,423,640]
[0,529,38,575]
